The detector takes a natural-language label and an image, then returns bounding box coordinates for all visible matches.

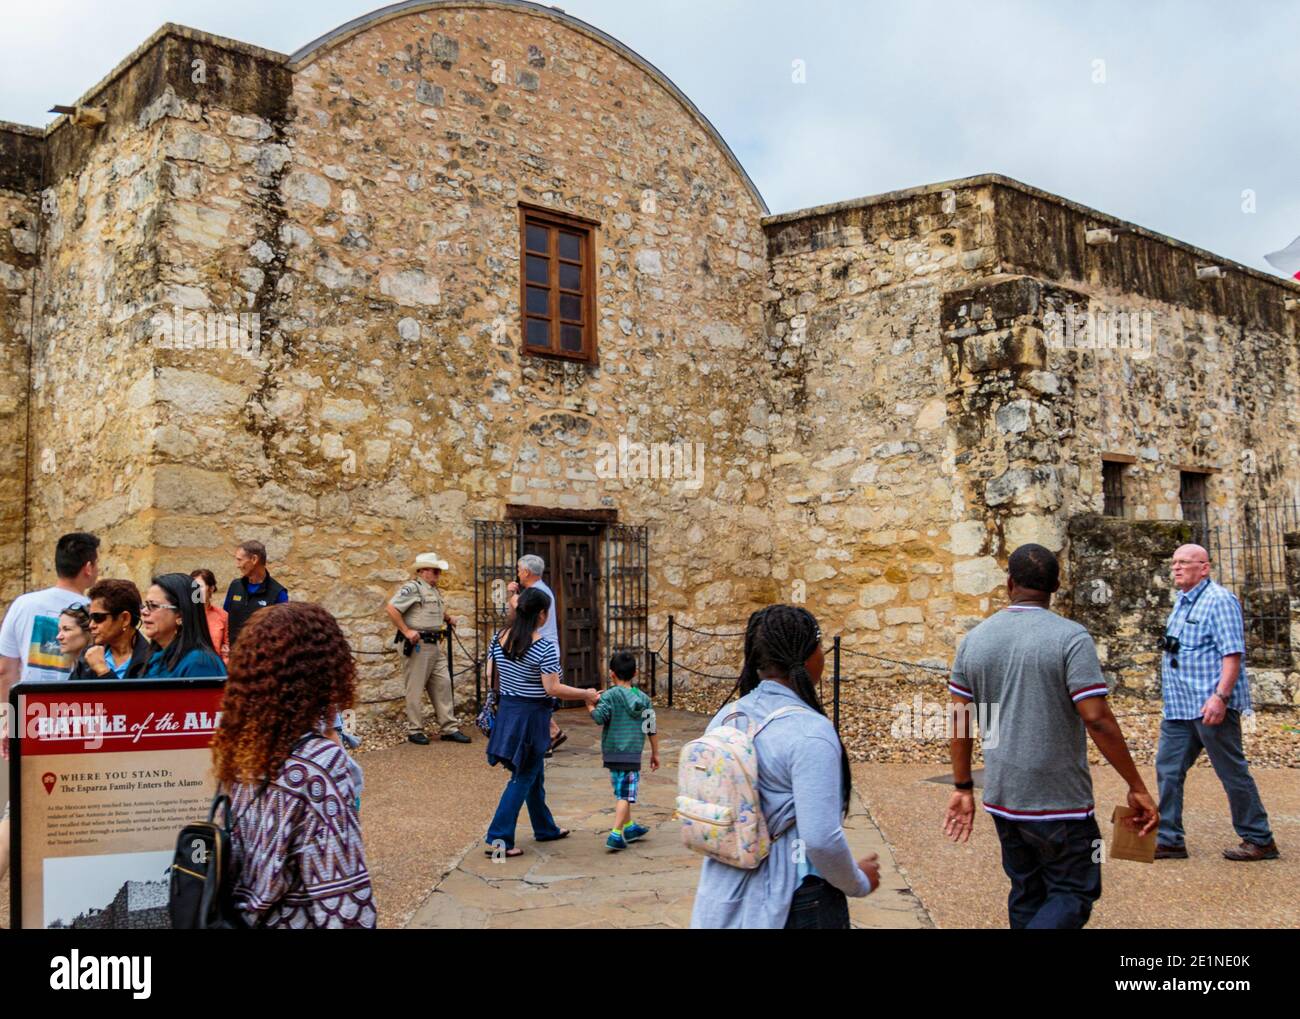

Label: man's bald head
[1171,543,1211,592]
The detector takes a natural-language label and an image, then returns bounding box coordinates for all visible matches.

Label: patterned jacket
[229,736,376,929]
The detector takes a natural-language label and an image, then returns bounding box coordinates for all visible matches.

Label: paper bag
[1109,805,1156,863]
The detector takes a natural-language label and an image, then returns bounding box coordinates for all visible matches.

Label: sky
[1,0,1296,273]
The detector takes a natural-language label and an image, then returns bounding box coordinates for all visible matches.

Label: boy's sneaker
[605,830,628,851]
[623,823,649,842]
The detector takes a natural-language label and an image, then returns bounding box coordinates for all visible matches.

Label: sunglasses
[88,611,115,624]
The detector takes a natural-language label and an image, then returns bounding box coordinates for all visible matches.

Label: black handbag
[168,792,247,929]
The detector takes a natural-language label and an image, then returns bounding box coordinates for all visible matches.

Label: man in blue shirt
[1155,544,1277,861]
[508,554,566,753]
[223,540,289,649]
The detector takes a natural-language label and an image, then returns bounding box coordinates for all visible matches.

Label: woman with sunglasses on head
[139,573,226,678]
[690,604,880,929]
[56,605,92,664]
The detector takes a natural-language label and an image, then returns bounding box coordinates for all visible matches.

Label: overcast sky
[2,0,1296,273]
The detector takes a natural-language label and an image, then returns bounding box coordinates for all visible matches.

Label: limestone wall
[991,181,1300,526]
[762,183,1004,665]
[8,14,1300,712]
[762,177,1300,680]
[101,11,773,702]
[0,126,41,601]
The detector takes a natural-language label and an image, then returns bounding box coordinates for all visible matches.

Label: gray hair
[518,554,545,578]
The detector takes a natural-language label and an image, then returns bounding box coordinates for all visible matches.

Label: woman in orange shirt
[191,568,230,664]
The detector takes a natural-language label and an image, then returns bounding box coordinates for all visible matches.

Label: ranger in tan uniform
[386,553,470,745]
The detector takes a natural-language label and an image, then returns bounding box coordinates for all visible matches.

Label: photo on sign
[44,850,173,929]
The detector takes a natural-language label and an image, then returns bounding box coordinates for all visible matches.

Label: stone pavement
[408,707,933,929]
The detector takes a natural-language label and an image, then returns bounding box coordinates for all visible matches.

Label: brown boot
[1222,840,1279,861]
[1154,843,1188,860]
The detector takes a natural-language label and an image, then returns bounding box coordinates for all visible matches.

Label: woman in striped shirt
[484,586,599,857]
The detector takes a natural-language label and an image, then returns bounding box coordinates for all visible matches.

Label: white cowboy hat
[413,553,450,571]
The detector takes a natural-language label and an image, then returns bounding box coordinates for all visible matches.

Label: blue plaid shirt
[1161,578,1250,720]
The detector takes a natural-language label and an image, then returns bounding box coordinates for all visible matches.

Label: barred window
[1180,470,1209,535]
[1102,460,1126,517]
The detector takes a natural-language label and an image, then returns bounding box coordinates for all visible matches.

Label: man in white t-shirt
[0,531,100,880]
[0,531,101,687]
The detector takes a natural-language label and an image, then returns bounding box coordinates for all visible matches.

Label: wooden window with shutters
[518,205,598,363]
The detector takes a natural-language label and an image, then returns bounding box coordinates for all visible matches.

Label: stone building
[52,878,170,929]
[3,1,1299,707]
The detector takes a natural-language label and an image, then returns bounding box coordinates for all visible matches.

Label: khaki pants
[403,641,458,734]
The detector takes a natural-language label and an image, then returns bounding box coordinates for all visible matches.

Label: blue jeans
[783,876,850,929]
[485,748,562,850]
[992,816,1102,929]
[1156,711,1273,847]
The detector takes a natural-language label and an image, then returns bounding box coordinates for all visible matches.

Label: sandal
[551,730,568,751]
[535,829,570,843]
[484,845,524,858]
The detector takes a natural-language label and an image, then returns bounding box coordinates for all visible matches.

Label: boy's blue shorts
[609,768,640,803]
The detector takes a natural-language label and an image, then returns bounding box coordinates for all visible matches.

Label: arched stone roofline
[288,0,768,214]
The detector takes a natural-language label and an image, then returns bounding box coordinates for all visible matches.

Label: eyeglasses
[1158,634,1181,670]
[140,601,178,615]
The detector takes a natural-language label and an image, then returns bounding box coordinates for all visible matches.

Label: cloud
[2,0,1296,272]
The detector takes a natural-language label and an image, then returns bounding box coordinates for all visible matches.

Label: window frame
[1179,469,1210,531]
[517,203,599,365]
[1101,459,1127,518]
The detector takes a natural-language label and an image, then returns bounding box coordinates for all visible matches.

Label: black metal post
[474,657,482,710]
[446,623,455,712]
[832,635,841,734]
[650,648,657,698]
[667,614,674,709]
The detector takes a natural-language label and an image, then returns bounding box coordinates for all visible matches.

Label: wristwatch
[1212,690,1229,704]
[954,779,975,791]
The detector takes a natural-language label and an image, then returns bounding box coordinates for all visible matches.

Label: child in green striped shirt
[589,651,659,850]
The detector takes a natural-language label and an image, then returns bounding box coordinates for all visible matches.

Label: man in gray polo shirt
[944,543,1157,928]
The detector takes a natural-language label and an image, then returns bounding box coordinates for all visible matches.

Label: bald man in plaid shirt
[1155,544,1278,861]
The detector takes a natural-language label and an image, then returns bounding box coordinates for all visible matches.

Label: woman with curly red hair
[211,601,376,929]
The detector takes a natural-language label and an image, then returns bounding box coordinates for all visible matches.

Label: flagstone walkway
[407,708,933,929]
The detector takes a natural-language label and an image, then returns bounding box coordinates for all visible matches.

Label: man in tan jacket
[386,553,469,745]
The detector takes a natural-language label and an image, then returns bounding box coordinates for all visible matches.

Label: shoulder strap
[752,705,812,736]
[717,703,810,734]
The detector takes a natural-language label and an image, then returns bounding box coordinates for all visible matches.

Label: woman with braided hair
[691,604,880,929]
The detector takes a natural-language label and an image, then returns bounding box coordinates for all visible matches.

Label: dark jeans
[783,876,851,929]
[485,748,562,850]
[992,815,1102,929]
[1156,711,1273,847]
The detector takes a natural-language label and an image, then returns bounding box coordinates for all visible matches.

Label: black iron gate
[472,518,649,704]
[603,523,649,679]
[1196,500,1299,666]
[472,520,519,706]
